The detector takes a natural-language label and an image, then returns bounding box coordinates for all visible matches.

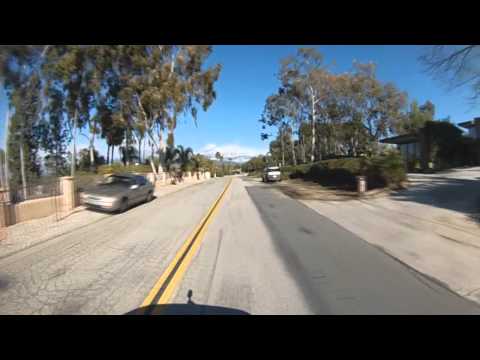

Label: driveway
[292,167,480,304]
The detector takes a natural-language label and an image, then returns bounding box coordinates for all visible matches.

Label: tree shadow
[390,174,480,225]
[125,290,250,315]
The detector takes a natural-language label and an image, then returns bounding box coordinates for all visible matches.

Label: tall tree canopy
[0,45,221,186]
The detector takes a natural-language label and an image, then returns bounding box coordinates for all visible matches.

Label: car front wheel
[146,192,153,203]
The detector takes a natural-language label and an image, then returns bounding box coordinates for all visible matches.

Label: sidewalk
[0,178,213,259]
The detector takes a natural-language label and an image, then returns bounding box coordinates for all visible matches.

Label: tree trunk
[4,109,10,194]
[311,96,316,163]
[138,137,142,164]
[89,133,95,172]
[149,156,158,177]
[70,110,78,177]
[157,129,166,173]
[143,140,146,165]
[106,144,110,165]
[301,135,306,164]
[125,128,130,166]
[19,140,28,201]
[0,154,4,189]
[280,127,285,166]
[291,133,297,166]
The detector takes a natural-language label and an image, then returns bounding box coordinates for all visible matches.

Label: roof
[380,133,418,144]
[458,117,480,129]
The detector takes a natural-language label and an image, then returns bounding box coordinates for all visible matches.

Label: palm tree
[215,151,224,175]
[165,145,194,184]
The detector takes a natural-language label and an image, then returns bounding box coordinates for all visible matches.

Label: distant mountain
[198,144,267,164]
[200,152,255,164]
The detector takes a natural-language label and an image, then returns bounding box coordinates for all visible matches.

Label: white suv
[262,166,282,182]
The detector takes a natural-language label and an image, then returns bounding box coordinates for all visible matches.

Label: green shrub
[365,152,406,188]
[284,153,406,190]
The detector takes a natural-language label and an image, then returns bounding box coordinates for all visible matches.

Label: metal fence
[1,179,62,204]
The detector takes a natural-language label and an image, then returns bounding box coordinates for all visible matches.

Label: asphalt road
[1,176,479,314]
[171,177,480,314]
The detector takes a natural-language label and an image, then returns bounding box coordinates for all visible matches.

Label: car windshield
[100,176,134,186]
[267,167,280,171]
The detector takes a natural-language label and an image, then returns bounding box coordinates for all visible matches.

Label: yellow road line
[141,178,233,312]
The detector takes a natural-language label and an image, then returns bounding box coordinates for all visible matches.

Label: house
[381,118,480,170]
[458,117,480,139]
[380,133,421,164]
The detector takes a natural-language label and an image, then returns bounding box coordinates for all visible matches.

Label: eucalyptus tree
[41,45,100,176]
[40,85,69,175]
[279,48,328,162]
[0,45,48,195]
[120,45,221,175]
[260,89,301,166]
[348,62,407,155]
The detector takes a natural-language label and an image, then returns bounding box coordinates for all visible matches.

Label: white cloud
[198,143,267,163]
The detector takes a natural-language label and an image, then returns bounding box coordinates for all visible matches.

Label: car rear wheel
[119,198,129,213]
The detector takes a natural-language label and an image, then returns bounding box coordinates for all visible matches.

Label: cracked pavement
[0,178,228,315]
[1,175,479,315]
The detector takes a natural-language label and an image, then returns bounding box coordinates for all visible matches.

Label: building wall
[468,124,480,139]
[398,142,421,162]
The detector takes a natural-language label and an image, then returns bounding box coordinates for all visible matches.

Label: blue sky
[0,45,478,160]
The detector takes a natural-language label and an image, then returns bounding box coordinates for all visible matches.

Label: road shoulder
[281,189,480,305]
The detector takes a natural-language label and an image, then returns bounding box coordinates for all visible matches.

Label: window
[137,176,147,186]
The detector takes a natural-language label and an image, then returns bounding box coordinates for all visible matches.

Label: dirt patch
[274,179,391,201]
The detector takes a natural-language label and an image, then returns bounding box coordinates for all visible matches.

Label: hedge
[281,153,406,190]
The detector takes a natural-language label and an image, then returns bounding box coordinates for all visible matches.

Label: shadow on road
[125,290,250,315]
[390,175,480,224]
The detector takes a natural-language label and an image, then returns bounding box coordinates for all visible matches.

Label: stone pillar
[356,176,367,196]
[0,201,14,227]
[60,177,76,212]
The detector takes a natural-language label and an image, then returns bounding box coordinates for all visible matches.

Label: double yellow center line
[140,178,233,314]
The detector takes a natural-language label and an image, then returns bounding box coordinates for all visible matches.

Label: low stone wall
[12,196,64,224]
[0,172,213,228]
[0,177,76,228]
